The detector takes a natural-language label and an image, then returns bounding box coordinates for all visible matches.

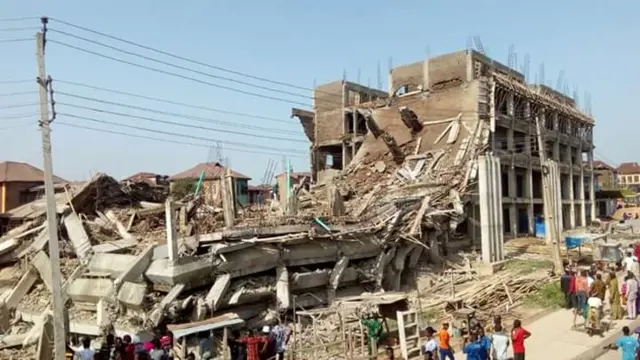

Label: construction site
[0,48,600,359]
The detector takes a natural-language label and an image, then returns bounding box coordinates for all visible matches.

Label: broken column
[276,266,290,310]
[205,274,231,311]
[222,169,236,228]
[63,212,93,260]
[398,106,423,133]
[327,257,348,304]
[477,155,504,263]
[165,200,179,264]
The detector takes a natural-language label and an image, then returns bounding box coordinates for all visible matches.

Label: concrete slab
[16,227,48,258]
[30,251,53,292]
[88,253,136,277]
[117,282,147,310]
[63,213,93,260]
[216,246,280,277]
[145,257,214,286]
[205,274,231,311]
[67,278,113,303]
[115,245,154,286]
[0,238,19,256]
[1,268,38,309]
[291,270,330,290]
[92,238,138,253]
[0,266,21,287]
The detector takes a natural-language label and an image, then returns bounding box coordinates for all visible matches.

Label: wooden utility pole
[534,115,564,275]
[36,17,67,359]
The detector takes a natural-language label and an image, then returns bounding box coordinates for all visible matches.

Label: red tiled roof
[170,162,251,181]
[617,162,640,175]
[593,160,615,171]
[0,161,66,183]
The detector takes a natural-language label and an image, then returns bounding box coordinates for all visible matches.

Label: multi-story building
[593,160,618,217]
[617,162,640,192]
[293,49,595,239]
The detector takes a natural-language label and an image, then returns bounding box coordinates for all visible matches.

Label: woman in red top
[511,319,531,360]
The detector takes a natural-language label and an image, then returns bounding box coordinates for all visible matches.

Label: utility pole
[36,17,67,359]
[534,115,563,275]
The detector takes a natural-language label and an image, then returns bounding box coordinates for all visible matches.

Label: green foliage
[523,282,564,308]
[171,179,196,198]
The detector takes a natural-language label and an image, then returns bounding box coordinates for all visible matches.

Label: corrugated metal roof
[170,162,251,181]
[0,161,66,183]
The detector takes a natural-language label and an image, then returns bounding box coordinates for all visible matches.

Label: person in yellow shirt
[438,322,454,360]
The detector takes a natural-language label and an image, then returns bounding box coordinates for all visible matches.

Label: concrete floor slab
[63,213,93,259]
[117,282,147,309]
[67,278,113,303]
[145,257,214,286]
[88,253,136,277]
[217,246,280,277]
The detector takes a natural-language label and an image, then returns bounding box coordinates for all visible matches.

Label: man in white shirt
[422,327,438,357]
[623,252,637,273]
[490,324,510,360]
[74,337,95,360]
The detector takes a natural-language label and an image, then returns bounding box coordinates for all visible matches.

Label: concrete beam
[205,274,231,311]
[67,278,114,304]
[30,251,53,292]
[276,266,290,310]
[145,257,214,287]
[148,283,185,327]
[166,200,179,263]
[63,213,93,260]
[92,238,138,254]
[1,267,38,309]
[88,253,137,277]
[328,256,349,290]
[105,210,136,240]
[114,245,154,287]
[16,226,48,258]
[0,238,18,257]
[117,282,147,310]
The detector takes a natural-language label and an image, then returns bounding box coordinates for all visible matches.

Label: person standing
[592,273,606,301]
[238,330,266,360]
[228,330,247,360]
[437,322,454,360]
[623,252,637,273]
[609,271,623,320]
[561,269,572,309]
[511,319,531,360]
[422,327,438,359]
[462,333,487,360]
[490,324,510,360]
[626,274,639,319]
[632,259,640,280]
[607,326,638,360]
[271,321,290,360]
[74,337,95,360]
[575,271,589,311]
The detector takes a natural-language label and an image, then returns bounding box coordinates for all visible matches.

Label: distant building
[593,160,618,217]
[247,184,272,205]
[274,171,311,206]
[123,172,170,187]
[0,161,66,214]
[170,162,251,206]
[617,162,640,192]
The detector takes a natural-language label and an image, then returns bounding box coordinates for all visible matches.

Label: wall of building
[275,175,302,207]
[235,179,249,206]
[2,181,43,213]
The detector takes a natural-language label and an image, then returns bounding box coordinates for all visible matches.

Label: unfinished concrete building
[293,49,595,242]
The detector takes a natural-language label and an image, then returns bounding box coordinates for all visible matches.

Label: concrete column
[509,204,517,238]
[552,113,560,161]
[568,168,576,229]
[205,274,231,311]
[276,266,290,310]
[588,149,596,222]
[165,200,179,264]
[526,167,534,234]
[478,155,504,263]
[579,157,586,227]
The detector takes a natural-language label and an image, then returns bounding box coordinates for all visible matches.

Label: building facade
[294,49,595,240]
[0,161,66,214]
[617,162,640,192]
[170,162,251,206]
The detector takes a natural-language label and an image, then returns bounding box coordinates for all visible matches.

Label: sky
[0,0,638,183]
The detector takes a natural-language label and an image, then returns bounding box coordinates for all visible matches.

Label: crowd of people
[227,322,290,360]
[421,317,531,360]
[69,331,176,360]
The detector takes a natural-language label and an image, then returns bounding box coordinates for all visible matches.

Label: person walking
[561,269,572,309]
[575,271,589,311]
[626,274,639,319]
[609,271,623,320]
[437,322,454,360]
[511,319,531,360]
[421,327,438,359]
[592,273,607,301]
[490,324,510,360]
[606,326,638,360]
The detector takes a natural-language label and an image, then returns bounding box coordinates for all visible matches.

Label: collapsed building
[0,48,594,357]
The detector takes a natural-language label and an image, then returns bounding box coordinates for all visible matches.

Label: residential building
[0,161,66,214]
[292,49,595,240]
[593,160,618,217]
[617,162,640,192]
[274,171,311,206]
[123,172,170,187]
[170,162,251,206]
[247,184,272,205]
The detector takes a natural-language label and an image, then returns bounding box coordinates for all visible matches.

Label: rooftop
[170,162,251,181]
[617,162,640,175]
[0,161,66,183]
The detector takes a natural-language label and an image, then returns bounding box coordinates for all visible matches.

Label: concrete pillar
[276,266,290,310]
[509,204,517,238]
[329,257,349,290]
[526,167,534,234]
[588,149,596,222]
[165,200,179,264]
[579,156,586,227]
[568,168,576,229]
[478,155,504,263]
[205,274,231,311]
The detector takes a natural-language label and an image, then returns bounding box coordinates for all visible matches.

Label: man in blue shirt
[608,326,638,360]
[463,333,488,360]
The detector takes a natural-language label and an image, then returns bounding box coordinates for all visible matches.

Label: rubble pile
[0,107,490,356]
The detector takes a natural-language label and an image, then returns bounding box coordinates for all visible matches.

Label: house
[592,160,618,217]
[170,162,251,206]
[617,162,640,192]
[0,161,66,214]
[247,184,272,205]
[123,172,170,187]
[274,171,311,206]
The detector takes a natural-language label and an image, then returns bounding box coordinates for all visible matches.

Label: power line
[0,113,38,120]
[0,27,38,32]
[48,39,314,108]
[0,102,40,110]
[56,102,308,143]
[0,79,33,84]
[48,18,345,102]
[56,121,308,158]
[0,91,36,97]
[0,17,39,22]
[57,112,307,153]
[55,91,303,136]
[0,123,32,131]
[0,38,32,43]
[49,29,329,104]
[55,79,295,124]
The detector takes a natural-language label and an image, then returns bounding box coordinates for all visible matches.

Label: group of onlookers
[421,316,530,360]
[227,322,290,360]
[69,332,176,360]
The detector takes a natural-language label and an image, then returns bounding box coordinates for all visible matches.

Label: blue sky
[0,0,637,183]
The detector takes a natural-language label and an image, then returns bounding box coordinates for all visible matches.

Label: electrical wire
[57,112,307,153]
[0,123,32,131]
[56,121,308,158]
[0,113,38,120]
[0,38,32,43]
[0,91,36,97]
[49,28,328,104]
[56,102,308,143]
[48,18,345,102]
[0,79,33,85]
[54,91,304,136]
[0,102,40,110]
[55,79,295,124]
[48,39,314,108]
[0,17,39,22]
[0,27,38,32]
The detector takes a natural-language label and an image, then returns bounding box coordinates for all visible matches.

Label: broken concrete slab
[205,274,231,311]
[67,278,114,303]
[1,267,38,309]
[105,210,136,240]
[88,253,137,277]
[30,251,53,292]
[145,257,214,286]
[92,238,138,254]
[216,246,280,278]
[63,213,93,260]
[16,226,48,258]
[148,283,185,327]
[0,238,19,257]
[114,245,154,287]
[117,282,147,310]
